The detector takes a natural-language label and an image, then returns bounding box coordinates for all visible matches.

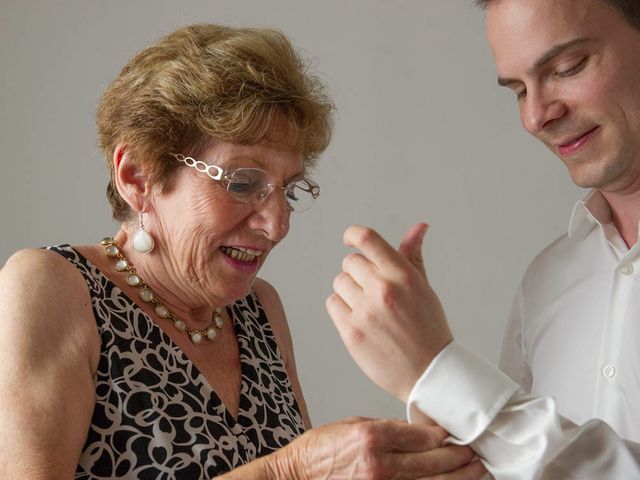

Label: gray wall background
[0,1,582,426]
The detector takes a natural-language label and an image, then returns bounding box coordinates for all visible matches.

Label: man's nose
[521,87,567,134]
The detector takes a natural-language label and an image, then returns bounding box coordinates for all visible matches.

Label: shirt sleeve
[406,342,640,479]
[498,285,532,391]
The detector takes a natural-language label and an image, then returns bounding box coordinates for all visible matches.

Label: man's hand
[326,223,453,402]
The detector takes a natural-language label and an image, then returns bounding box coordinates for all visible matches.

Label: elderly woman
[0,24,481,479]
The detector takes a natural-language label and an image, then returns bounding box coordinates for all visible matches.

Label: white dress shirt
[407,191,640,479]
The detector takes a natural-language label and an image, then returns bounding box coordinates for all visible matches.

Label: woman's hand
[286,417,484,479]
[226,417,486,479]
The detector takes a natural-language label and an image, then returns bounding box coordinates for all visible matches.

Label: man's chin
[564,161,616,190]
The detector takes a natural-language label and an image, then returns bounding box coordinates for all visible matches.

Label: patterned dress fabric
[47,245,305,479]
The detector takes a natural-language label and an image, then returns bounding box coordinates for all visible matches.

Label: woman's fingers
[284,418,485,480]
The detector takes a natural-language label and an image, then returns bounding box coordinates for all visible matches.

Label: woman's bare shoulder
[251,278,291,349]
[4,246,78,273]
[0,247,99,361]
[1,247,91,305]
[252,277,285,315]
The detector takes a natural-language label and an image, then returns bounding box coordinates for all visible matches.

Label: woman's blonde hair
[97,24,334,221]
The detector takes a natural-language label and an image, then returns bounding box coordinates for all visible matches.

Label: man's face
[487,0,640,194]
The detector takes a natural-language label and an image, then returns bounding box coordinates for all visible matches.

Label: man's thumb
[398,222,429,278]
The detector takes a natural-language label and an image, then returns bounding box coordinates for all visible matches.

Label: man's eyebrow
[497,37,593,87]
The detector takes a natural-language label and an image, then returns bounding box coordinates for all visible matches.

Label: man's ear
[113,144,150,213]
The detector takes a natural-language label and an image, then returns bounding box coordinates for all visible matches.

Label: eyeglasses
[172,153,320,212]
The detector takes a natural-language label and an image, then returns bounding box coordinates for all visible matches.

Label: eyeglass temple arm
[172,153,224,180]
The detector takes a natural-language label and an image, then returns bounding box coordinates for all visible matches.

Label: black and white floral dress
[48,245,305,479]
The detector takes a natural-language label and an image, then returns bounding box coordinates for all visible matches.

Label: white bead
[139,289,154,302]
[115,259,129,271]
[102,236,225,347]
[133,227,155,254]
[155,305,169,318]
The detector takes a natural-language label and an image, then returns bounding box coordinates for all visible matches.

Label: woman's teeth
[220,246,262,263]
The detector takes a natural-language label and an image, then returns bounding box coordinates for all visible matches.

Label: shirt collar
[568,189,613,240]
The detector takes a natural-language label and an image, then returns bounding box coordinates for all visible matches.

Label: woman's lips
[219,246,262,273]
[220,246,262,263]
[557,126,600,156]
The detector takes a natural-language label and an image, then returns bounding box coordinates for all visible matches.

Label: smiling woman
[0,23,481,480]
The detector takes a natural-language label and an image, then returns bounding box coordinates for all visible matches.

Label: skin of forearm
[216,448,300,480]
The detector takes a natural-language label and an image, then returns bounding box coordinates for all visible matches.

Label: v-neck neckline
[69,244,250,427]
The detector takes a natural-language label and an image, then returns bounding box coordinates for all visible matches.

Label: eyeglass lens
[225,168,318,212]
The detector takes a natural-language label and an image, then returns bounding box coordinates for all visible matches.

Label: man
[327,0,640,477]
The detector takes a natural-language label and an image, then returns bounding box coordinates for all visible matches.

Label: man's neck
[601,190,640,248]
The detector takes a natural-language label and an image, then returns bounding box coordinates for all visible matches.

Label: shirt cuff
[406,341,519,444]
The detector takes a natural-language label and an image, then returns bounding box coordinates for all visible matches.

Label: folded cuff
[406,341,519,444]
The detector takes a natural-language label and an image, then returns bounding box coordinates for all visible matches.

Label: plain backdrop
[0,1,583,426]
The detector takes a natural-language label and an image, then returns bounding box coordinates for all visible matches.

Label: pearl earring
[133,212,155,253]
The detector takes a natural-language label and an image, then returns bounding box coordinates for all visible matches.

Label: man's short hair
[475,0,640,32]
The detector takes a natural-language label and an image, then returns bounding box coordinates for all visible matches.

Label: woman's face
[148,139,304,306]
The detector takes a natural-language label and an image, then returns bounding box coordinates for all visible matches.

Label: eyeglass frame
[171,153,320,212]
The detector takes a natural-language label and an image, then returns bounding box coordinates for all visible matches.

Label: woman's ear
[113,144,150,213]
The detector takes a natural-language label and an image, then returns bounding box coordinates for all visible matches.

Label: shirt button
[620,264,635,275]
[602,364,616,378]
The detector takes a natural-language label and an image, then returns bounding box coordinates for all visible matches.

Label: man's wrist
[398,341,449,403]
[406,341,519,442]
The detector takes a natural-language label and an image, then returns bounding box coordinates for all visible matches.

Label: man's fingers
[343,225,405,272]
[327,290,369,352]
[343,224,430,279]
[332,271,362,308]
[370,421,449,453]
[326,292,351,320]
[423,459,487,480]
[341,252,376,286]
[398,222,429,278]
[394,445,476,479]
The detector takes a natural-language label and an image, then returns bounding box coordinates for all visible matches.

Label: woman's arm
[252,278,311,428]
[0,249,100,479]
[220,416,484,479]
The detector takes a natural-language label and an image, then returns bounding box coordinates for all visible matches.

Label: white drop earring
[133,212,155,253]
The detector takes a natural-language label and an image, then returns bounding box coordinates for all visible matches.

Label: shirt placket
[593,232,639,424]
